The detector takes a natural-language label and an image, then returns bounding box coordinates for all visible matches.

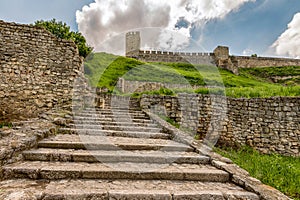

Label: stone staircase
[1,101,260,199]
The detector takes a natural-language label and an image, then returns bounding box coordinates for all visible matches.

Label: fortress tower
[125,31,141,57]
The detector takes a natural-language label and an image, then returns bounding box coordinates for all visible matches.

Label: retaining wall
[141,94,300,157]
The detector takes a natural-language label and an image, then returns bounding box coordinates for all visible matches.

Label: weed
[0,122,12,129]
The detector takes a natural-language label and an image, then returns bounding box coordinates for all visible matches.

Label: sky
[0,0,300,58]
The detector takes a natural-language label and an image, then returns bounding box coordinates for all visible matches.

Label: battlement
[125,31,300,74]
[126,31,140,35]
[139,50,213,56]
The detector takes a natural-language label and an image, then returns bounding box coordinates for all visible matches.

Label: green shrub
[34,19,93,58]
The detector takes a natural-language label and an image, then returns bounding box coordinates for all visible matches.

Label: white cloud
[76,0,255,53]
[242,48,254,55]
[271,12,300,58]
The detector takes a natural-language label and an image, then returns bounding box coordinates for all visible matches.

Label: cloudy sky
[0,0,300,57]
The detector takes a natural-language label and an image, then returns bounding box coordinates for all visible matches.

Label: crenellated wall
[136,50,215,65]
[125,32,300,74]
[0,20,84,122]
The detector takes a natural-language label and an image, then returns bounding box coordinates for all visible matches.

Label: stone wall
[141,94,300,157]
[116,78,200,93]
[0,20,84,122]
[232,55,300,69]
[135,50,215,66]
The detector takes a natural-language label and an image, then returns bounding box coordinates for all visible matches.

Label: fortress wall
[136,50,215,65]
[233,56,300,68]
[125,32,300,74]
[0,20,84,122]
[141,94,300,157]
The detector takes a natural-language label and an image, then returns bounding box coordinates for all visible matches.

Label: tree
[34,19,93,58]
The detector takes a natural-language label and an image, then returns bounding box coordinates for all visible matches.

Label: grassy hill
[84,52,300,98]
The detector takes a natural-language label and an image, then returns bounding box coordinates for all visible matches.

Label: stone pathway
[0,104,261,199]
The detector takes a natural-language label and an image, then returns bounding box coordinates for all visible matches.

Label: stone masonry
[141,94,300,157]
[0,20,84,122]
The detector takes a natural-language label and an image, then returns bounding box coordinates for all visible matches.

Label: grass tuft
[0,122,12,129]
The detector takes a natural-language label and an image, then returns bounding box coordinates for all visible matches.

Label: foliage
[215,146,300,200]
[34,19,93,58]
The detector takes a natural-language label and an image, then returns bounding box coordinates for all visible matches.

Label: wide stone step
[0,179,260,200]
[92,107,141,111]
[23,149,209,164]
[72,120,158,127]
[59,128,170,139]
[67,124,162,133]
[80,108,145,114]
[73,116,153,123]
[75,113,149,118]
[3,161,230,182]
[37,135,193,151]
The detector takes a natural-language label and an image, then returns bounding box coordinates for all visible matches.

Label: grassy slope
[84,52,300,98]
[215,146,300,200]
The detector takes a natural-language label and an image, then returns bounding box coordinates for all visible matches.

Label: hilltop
[84,52,300,98]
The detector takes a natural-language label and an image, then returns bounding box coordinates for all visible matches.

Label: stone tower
[125,31,141,57]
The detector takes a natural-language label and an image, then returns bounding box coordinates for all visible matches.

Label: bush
[34,19,93,58]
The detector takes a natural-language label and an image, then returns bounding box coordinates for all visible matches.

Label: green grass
[225,85,300,98]
[84,52,300,98]
[240,66,300,85]
[215,146,300,200]
[0,122,12,129]
[130,87,175,98]
[158,115,180,129]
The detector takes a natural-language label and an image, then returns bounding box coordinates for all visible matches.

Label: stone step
[0,179,260,200]
[67,124,162,133]
[37,135,193,151]
[77,111,147,117]
[92,107,141,111]
[3,161,230,182]
[59,128,170,139]
[71,120,158,127]
[80,108,145,114]
[74,113,149,119]
[23,149,209,164]
[73,116,153,123]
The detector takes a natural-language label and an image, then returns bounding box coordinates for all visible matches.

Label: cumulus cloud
[271,13,300,58]
[76,0,254,54]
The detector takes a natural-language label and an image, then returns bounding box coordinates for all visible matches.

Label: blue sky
[0,0,94,31]
[199,0,300,55]
[0,0,299,57]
